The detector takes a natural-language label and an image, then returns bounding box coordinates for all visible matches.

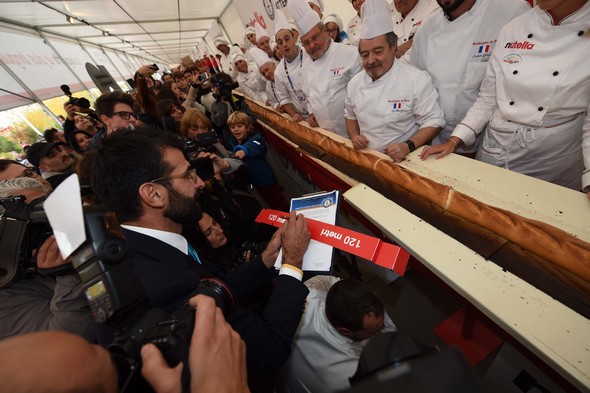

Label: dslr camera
[69,206,233,391]
[209,73,240,102]
[0,196,53,288]
[184,132,218,181]
[60,84,91,109]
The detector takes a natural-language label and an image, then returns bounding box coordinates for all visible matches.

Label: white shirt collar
[121,225,188,255]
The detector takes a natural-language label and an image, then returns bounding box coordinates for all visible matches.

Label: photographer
[0,295,248,393]
[0,178,94,340]
[85,126,311,390]
[61,86,102,142]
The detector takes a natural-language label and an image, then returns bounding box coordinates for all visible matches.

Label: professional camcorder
[69,206,234,391]
[184,132,218,181]
[0,196,53,288]
[209,73,239,102]
[60,84,91,109]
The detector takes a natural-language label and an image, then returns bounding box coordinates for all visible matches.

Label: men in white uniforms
[346,0,366,46]
[249,47,281,109]
[233,53,268,103]
[392,0,438,58]
[279,276,396,393]
[289,0,362,136]
[410,0,530,153]
[214,36,241,81]
[274,9,309,120]
[346,0,444,161]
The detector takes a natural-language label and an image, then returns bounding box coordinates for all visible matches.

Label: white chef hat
[232,52,246,65]
[249,47,272,69]
[245,26,256,36]
[213,36,230,47]
[274,9,291,35]
[288,0,320,36]
[308,0,324,12]
[254,22,270,41]
[322,14,343,31]
[289,20,299,33]
[360,0,394,39]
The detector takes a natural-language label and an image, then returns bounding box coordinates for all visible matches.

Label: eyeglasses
[149,167,198,183]
[325,28,339,33]
[111,111,138,120]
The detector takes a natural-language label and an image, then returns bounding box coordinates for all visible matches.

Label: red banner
[256,209,410,275]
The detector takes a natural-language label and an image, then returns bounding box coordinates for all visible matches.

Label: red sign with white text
[256,209,410,275]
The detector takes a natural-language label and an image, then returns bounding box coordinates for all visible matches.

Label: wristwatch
[404,139,416,153]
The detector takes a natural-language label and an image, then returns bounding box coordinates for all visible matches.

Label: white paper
[275,190,339,272]
[43,174,86,259]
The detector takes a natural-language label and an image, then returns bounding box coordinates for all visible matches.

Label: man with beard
[273,9,309,121]
[345,0,445,162]
[410,0,529,155]
[86,126,312,390]
[289,0,362,136]
[26,142,75,188]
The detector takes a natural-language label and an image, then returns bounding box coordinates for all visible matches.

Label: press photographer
[61,84,104,141]
[0,177,94,340]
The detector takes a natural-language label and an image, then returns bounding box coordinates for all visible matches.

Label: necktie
[187,243,202,264]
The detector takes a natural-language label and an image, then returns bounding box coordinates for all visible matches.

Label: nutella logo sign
[504,41,535,50]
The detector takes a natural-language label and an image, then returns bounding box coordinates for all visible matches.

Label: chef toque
[274,9,291,35]
[308,0,324,12]
[360,0,394,39]
[322,14,343,31]
[213,36,230,47]
[255,22,270,41]
[288,0,321,36]
[249,47,273,69]
[232,52,246,64]
[245,26,256,36]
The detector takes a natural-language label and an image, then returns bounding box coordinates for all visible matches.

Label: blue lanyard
[271,81,279,103]
[284,49,303,92]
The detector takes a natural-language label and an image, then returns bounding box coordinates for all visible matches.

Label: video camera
[68,206,234,391]
[0,196,53,288]
[184,132,218,181]
[209,73,239,102]
[60,84,91,109]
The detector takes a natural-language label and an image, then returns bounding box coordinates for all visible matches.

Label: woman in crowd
[323,14,350,44]
[233,53,268,103]
[68,130,93,154]
[421,0,590,199]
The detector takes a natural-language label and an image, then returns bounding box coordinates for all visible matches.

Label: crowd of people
[0,0,588,391]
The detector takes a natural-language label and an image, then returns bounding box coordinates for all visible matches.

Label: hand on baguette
[308,113,319,128]
[351,135,369,150]
[384,143,410,162]
[420,138,458,160]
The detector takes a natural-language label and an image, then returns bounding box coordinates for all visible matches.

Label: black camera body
[0,196,53,288]
[69,206,233,390]
[60,84,91,109]
[184,132,218,181]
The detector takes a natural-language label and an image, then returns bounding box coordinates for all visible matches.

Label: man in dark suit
[86,126,311,387]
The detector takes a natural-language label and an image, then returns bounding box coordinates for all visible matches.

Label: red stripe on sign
[255,209,409,275]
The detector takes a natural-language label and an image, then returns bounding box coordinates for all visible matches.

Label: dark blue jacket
[231,131,277,186]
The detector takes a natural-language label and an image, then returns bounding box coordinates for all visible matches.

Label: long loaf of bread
[247,99,590,291]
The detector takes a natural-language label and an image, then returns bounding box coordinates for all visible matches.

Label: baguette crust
[247,99,590,288]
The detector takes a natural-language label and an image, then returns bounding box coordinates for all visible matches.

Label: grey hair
[358,31,398,54]
[0,177,48,199]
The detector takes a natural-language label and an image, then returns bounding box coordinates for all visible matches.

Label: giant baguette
[247,99,590,292]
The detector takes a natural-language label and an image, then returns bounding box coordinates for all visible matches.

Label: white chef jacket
[279,276,396,393]
[274,49,309,116]
[346,14,362,46]
[410,0,530,153]
[265,79,281,109]
[453,3,590,191]
[219,46,242,81]
[302,42,362,136]
[236,63,268,103]
[393,0,438,45]
[345,60,445,151]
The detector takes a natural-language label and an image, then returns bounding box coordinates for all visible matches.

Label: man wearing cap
[274,9,309,121]
[26,142,75,189]
[250,47,282,109]
[345,0,445,162]
[214,36,241,81]
[233,52,268,103]
[409,0,529,155]
[289,0,362,136]
[392,0,438,58]
[308,0,324,18]
[346,0,365,46]
[253,22,275,59]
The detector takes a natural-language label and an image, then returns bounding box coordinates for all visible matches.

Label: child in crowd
[227,111,288,211]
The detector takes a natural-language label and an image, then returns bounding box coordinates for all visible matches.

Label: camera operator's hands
[188,295,249,393]
[141,344,183,393]
[36,235,70,269]
[141,295,249,393]
[280,211,311,270]
[64,102,79,121]
[195,152,230,174]
[138,64,158,77]
[261,228,283,268]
